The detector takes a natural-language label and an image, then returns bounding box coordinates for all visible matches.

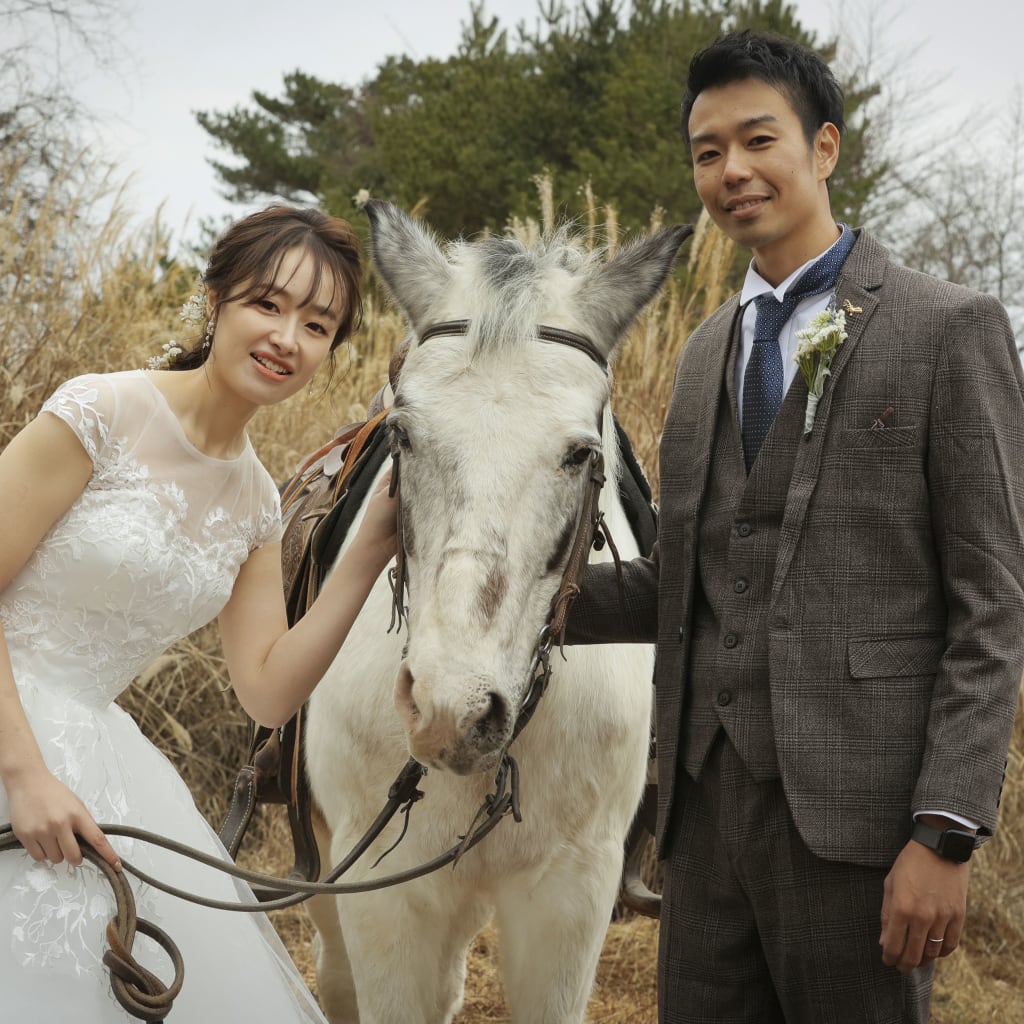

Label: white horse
[304,201,688,1024]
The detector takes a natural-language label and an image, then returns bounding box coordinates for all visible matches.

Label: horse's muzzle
[394,662,511,774]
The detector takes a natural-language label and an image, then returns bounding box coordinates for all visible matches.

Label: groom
[571,29,1024,1023]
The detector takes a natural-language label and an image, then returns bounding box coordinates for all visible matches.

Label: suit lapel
[680,298,741,518]
[771,230,887,602]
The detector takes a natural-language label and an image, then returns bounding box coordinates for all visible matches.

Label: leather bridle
[387,319,618,737]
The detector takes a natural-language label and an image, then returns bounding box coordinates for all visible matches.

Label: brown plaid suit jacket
[573,229,1024,867]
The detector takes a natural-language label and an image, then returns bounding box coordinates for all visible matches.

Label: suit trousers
[658,734,934,1024]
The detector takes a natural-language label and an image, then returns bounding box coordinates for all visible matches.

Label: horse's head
[366,201,690,775]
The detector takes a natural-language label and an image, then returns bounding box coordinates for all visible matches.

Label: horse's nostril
[395,663,419,720]
[474,691,508,740]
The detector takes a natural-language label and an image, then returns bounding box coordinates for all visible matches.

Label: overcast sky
[43,0,1024,238]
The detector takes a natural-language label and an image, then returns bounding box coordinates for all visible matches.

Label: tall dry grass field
[2,156,1022,1022]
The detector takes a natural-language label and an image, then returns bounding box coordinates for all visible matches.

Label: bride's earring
[203,317,216,354]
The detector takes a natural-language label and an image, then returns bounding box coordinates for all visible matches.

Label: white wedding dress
[0,371,328,1022]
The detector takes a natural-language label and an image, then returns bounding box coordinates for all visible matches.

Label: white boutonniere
[794,304,848,435]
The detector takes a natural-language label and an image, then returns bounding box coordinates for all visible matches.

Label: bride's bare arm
[0,414,122,868]
[217,473,396,727]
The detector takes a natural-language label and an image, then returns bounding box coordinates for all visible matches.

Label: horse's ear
[582,224,694,355]
[365,200,453,330]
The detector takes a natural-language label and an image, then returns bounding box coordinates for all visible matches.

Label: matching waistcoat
[682,317,804,782]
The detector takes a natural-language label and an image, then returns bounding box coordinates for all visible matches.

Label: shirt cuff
[914,809,981,832]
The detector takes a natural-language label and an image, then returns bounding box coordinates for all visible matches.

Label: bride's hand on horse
[355,470,397,567]
[8,767,122,870]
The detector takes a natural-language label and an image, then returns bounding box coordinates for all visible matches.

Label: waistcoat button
[734,577,749,594]
[737,522,752,537]
[723,633,738,649]
[717,690,732,707]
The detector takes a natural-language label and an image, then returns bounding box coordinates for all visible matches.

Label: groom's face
[687,76,839,279]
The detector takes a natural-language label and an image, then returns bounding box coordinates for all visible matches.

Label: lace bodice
[0,370,282,709]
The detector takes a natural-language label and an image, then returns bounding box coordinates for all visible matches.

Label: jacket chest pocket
[838,425,919,451]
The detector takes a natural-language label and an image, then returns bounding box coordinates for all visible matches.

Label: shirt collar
[739,226,848,307]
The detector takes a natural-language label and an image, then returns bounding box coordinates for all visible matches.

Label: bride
[0,205,395,1021]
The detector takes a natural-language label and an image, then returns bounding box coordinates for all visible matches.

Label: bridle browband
[416,319,608,370]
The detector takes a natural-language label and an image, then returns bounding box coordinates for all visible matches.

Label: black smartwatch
[911,821,976,863]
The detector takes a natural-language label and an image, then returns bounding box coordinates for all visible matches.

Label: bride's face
[206,246,343,407]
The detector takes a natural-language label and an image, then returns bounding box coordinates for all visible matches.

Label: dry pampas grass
[2,155,1022,1022]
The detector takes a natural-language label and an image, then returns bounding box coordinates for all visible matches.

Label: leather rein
[0,318,618,1021]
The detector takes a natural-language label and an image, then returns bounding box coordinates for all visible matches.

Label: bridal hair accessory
[146,289,211,368]
[195,286,216,353]
[147,340,185,370]
[794,301,848,435]
[179,290,207,329]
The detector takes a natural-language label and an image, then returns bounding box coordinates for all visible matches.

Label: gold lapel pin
[842,299,863,315]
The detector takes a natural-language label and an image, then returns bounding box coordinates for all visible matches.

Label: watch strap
[911,821,975,863]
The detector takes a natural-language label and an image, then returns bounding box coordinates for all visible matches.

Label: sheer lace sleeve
[254,473,284,548]
[39,374,114,465]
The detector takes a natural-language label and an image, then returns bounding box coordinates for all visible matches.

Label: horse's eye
[391,425,412,454]
[564,445,594,469]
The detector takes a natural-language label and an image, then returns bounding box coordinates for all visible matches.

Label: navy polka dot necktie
[741,226,856,472]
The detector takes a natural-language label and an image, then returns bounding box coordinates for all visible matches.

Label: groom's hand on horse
[9,767,121,870]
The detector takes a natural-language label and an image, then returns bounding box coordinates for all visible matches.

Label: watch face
[940,830,975,863]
